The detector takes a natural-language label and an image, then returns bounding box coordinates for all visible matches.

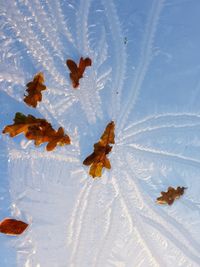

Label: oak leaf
[83,121,115,178]
[2,112,46,137]
[156,186,187,205]
[24,72,46,108]
[26,125,71,151]
[0,218,28,236]
[66,57,92,88]
[3,112,71,151]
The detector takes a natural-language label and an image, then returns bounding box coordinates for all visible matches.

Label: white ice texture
[0,0,200,266]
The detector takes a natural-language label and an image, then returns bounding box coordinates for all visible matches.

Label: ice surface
[0,0,200,266]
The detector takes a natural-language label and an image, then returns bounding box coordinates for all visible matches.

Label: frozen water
[0,0,200,266]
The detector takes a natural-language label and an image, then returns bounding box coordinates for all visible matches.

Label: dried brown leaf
[66,57,92,88]
[0,218,28,236]
[24,72,46,108]
[2,112,46,137]
[83,121,115,178]
[156,186,187,205]
[3,112,71,151]
[46,127,71,151]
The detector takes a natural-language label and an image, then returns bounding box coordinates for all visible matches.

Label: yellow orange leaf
[83,121,115,178]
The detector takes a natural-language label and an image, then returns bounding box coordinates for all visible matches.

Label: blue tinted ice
[0,0,200,266]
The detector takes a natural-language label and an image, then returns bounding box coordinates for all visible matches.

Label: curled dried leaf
[0,218,28,236]
[46,127,71,151]
[3,112,71,151]
[156,186,187,205]
[83,121,115,178]
[24,72,47,108]
[66,57,92,88]
[2,112,46,137]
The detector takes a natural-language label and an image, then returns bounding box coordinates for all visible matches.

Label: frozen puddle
[1,0,200,266]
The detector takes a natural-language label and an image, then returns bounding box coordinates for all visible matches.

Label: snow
[0,0,200,266]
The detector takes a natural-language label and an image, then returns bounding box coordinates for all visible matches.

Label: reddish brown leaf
[156,186,187,205]
[3,112,71,151]
[83,121,115,178]
[24,72,47,108]
[0,218,28,236]
[66,57,92,88]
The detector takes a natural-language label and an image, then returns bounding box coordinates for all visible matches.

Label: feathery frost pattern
[1,0,200,266]
[118,0,165,131]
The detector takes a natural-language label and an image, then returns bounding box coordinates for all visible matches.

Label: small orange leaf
[0,218,28,236]
[156,186,187,205]
[66,57,92,88]
[24,72,46,108]
[83,121,115,178]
